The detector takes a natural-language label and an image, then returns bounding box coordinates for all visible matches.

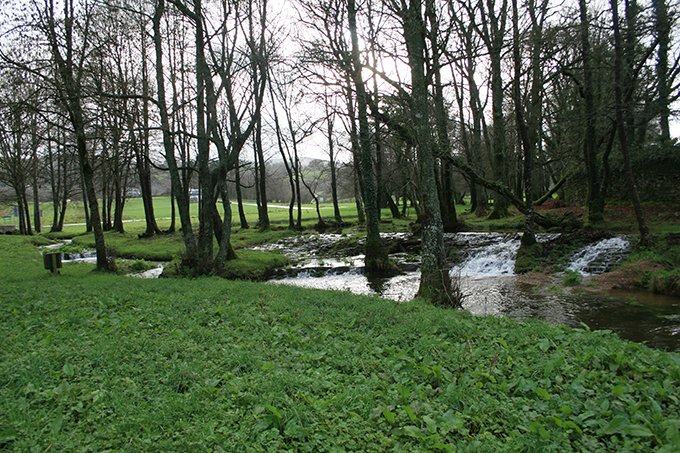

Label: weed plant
[115,259,158,275]
[630,237,680,295]
[2,236,680,451]
[562,270,583,286]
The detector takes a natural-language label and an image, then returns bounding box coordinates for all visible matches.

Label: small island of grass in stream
[2,233,680,451]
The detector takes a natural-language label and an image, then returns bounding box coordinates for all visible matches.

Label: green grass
[66,229,292,279]
[4,197,678,237]
[628,235,680,296]
[69,231,185,261]
[0,198,367,236]
[2,237,680,451]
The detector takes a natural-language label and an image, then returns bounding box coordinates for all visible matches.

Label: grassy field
[0,197,370,237]
[3,196,678,237]
[2,235,680,451]
[4,196,678,292]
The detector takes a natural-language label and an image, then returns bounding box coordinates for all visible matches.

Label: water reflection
[265,232,680,352]
[271,272,680,352]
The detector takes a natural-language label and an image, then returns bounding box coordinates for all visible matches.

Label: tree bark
[610,0,650,247]
[254,115,270,229]
[653,0,671,141]
[136,27,160,238]
[479,0,510,219]
[348,0,390,274]
[426,0,458,231]
[578,0,605,222]
[235,162,250,229]
[31,116,41,233]
[45,0,109,270]
[511,0,537,251]
[326,107,343,224]
[153,0,197,259]
[401,0,452,305]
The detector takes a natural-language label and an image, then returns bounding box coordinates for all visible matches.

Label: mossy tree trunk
[578,0,606,223]
[511,0,541,256]
[400,0,453,305]
[348,0,390,273]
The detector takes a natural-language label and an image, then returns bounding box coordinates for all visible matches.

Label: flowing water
[44,240,164,277]
[267,232,680,352]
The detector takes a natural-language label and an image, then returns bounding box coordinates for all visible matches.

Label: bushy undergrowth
[2,237,680,452]
[646,268,680,296]
[631,236,680,296]
[115,258,158,275]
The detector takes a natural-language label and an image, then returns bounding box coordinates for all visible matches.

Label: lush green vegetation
[631,235,680,296]
[4,196,678,237]
[4,196,679,295]
[0,197,366,237]
[2,236,680,451]
[5,196,678,293]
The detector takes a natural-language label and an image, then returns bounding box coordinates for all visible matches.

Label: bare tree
[153,0,198,259]
[38,0,111,270]
[610,0,650,247]
[0,76,35,235]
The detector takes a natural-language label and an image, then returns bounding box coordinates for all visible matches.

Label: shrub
[562,269,583,286]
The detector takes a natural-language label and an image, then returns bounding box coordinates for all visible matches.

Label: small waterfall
[451,234,521,279]
[449,233,631,279]
[566,236,631,275]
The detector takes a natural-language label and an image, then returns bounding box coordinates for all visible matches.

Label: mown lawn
[0,197,368,237]
[2,236,680,452]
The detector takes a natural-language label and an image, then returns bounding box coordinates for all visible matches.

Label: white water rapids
[268,232,633,300]
[566,236,632,275]
[265,232,680,352]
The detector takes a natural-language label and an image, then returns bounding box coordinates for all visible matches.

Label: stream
[44,241,165,278]
[262,232,680,352]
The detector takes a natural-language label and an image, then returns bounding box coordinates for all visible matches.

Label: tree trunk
[48,134,61,232]
[385,190,402,219]
[193,0,215,269]
[31,117,41,233]
[426,0,458,232]
[45,0,109,268]
[254,116,270,229]
[136,31,160,238]
[327,112,343,225]
[294,151,303,230]
[22,190,32,235]
[478,0,510,220]
[168,188,176,233]
[579,0,605,223]
[354,170,365,224]
[402,0,452,305]
[301,172,326,229]
[348,0,390,274]
[511,0,538,255]
[269,80,297,230]
[610,0,650,247]
[344,77,365,225]
[153,0,196,259]
[653,0,671,141]
[235,162,249,228]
